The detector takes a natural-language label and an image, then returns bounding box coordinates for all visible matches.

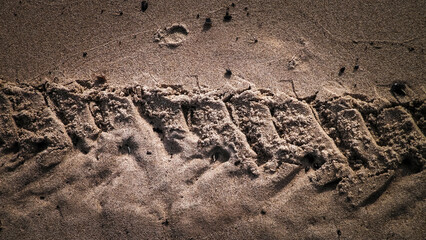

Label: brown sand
[0,0,425,239]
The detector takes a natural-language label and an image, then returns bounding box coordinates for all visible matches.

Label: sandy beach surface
[0,1,425,239]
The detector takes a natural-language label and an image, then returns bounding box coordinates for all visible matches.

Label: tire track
[0,81,424,209]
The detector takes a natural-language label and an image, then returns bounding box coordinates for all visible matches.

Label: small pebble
[224,12,232,22]
[353,65,359,71]
[141,1,148,12]
[391,82,406,96]
[338,67,345,76]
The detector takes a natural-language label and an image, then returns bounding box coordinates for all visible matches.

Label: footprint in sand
[154,24,189,48]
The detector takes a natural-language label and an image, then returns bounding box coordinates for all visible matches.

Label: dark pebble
[141,1,148,12]
[391,82,406,96]
[338,67,345,76]
[224,12,232,22]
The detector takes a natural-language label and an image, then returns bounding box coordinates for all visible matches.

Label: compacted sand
[0,0,425,239]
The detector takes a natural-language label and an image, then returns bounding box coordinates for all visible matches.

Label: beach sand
[0,1,425,239]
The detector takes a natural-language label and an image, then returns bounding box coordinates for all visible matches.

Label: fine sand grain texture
[0,0,425,239]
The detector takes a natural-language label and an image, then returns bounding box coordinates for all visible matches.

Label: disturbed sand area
[1,0,426,239]
[0,80,424,239]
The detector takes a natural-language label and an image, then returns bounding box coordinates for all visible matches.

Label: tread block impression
[137,86,193,154]
[47,84,100,154]
[376,106,425,171]
[1,84,70,164]
[90,91,137,130]
[335,108,396,171]
[227,90,292,170]
[269,94,347,168]
[0,83,70,196]
[186,95,260,175]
